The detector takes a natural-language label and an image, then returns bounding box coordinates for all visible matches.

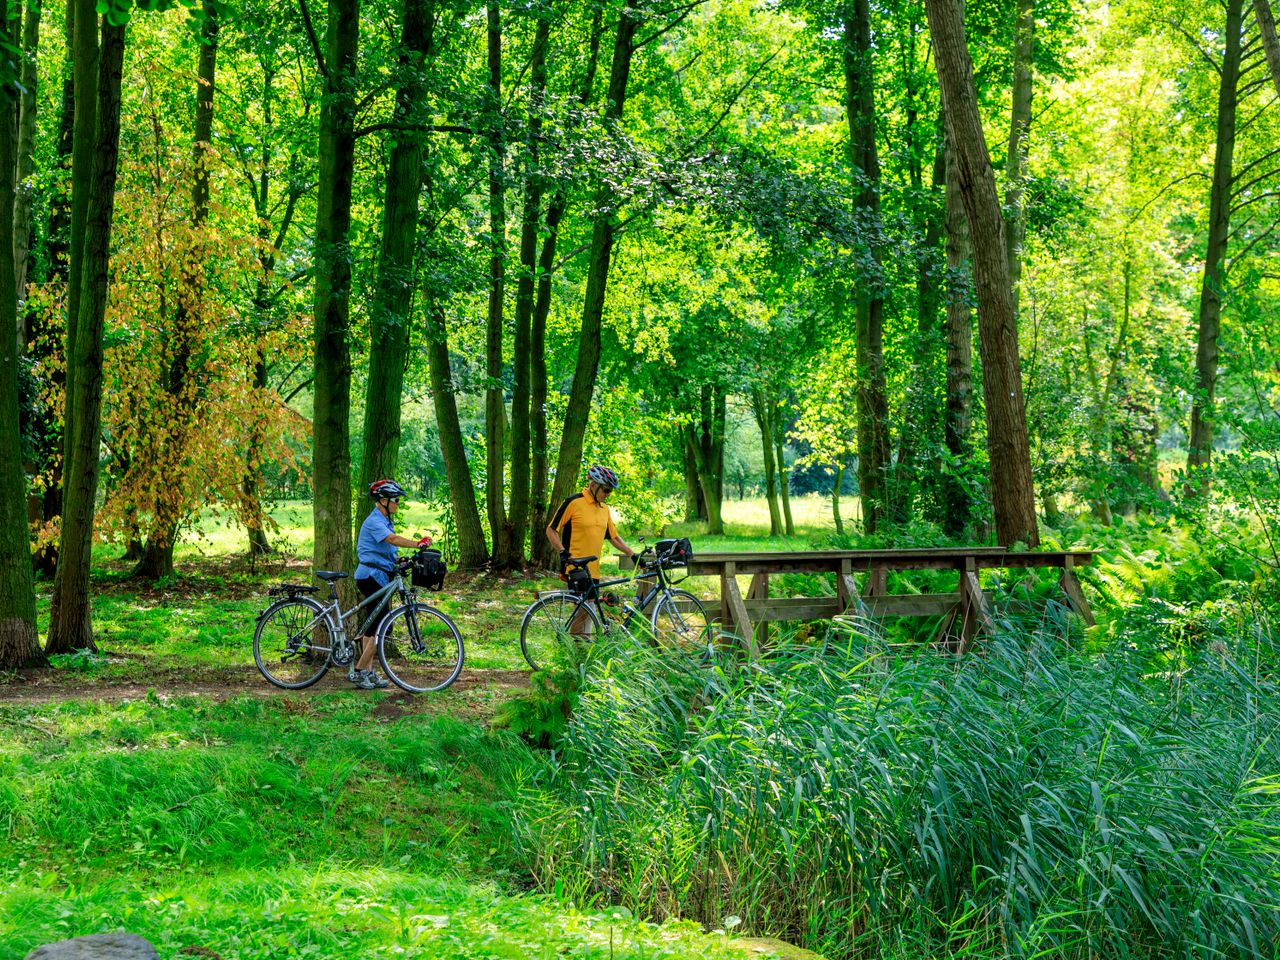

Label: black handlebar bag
[412,549,448,590]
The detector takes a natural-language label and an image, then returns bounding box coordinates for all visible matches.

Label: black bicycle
[253,547,463,692]
[518,538,709,671]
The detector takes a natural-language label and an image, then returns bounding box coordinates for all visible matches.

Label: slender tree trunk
[133,0,218,581]
[832,462,845,537]
[508,13,549,567]
[774,424,794,535]
[1005,0,1034,317]
[13,0,41,344]
[246,351,272,556]
[751,388,782,537]
[48,16,126,653]
[311,0,359,589]
[682,435,701,522]
[425,303,489,567]
[544,7,640,537]
[484,0,513,568]
[359,0,434,501]
[843,0,889,534]
[926,0,1039,547]
[529,8,602,570]
[683,426,724,536]
[1255,0,1280,97]
[0,5,43,668]
[1186,0,1243,494]
[942,139,973,537]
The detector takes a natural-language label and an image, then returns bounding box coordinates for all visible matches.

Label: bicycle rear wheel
[377,602,464,693]
[519,592,600,672]
[651,589,712,653]
[253,597,334,689]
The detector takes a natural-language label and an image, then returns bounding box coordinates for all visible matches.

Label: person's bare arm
[545,525,564,553]
[609,533,636,559]
[384,533,429,549]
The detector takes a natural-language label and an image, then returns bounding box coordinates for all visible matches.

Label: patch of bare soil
[0,665,530,714]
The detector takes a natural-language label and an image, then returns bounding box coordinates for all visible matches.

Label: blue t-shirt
[355,508,397,585]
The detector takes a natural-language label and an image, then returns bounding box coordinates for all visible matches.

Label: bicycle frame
[306,574,410,653]
[561,552,678,633]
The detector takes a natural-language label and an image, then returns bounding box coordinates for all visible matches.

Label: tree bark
[0,4,44,669]
[926,0,1039,547]
[484,0,514,568]
[1005,0,1034,318]
[544,6,640,543]
[1186,0,1243,493]
[529,7,602,570]
[1255,0,1280,97]
[683,418,724,537]
[751,387,782,537]
[508,12,550,567]
[774,426,794,535]
[682,435,702,522]
[832,462,845,537]
[12,0,41,344]
[843,0,889,534]
[424,303,489,568]
[942,138,973,537]
[359,0,434,499]
[311,0,359,590]
[48,15,126,653]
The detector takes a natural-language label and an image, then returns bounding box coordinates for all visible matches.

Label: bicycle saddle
[314,570,349,582]
[567,555,597,568]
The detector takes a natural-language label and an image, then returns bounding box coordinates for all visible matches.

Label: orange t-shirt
[551,488,618,579]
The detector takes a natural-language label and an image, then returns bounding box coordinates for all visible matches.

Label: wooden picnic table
[628,547,1095,655]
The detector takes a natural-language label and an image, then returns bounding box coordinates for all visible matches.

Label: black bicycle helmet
[587,464,619,490]
[369,478,406,500]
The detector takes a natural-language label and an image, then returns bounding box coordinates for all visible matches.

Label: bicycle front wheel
[253,597,334,689]
[377,602,464,693]
[651,589,712,652]
[519,592,600,672]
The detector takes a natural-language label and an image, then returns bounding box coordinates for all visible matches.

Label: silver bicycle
[253,550,463,693]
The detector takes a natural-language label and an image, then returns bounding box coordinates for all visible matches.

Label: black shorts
[355,576,396,637]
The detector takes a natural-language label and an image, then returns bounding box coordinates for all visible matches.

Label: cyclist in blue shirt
[353,479,431,689]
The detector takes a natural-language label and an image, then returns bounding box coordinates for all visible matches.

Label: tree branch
[297,0,326,78]
[633,0,708,51]
[353,121,475,138]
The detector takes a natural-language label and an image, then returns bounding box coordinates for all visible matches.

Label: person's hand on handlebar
[417,535,432,548]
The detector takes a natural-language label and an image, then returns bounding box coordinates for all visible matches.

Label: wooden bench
[627,548,1095,656]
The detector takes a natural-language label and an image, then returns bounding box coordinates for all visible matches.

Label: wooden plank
[959,565,994,648]
[1059,557,1096,627]
[862,565,887,597]
[747,573,769,648]
[863,594,961,618]
[743,597,843,622]
[722,572,756,657]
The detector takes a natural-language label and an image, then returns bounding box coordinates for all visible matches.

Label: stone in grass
[25,933,159,960]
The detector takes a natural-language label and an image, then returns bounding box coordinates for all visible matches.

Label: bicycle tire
[253,596,334,689]
[377,602,464,693]
[650,589,712,652]
[519,592,600,672]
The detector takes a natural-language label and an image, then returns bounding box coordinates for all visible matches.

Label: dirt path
[0,664,531,708]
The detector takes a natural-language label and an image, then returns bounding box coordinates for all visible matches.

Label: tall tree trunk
[544,6,640,540]
[832,462,845,537]
[926,0,1039,547]
[683,424,724,536]
[942,139,973,538]
[751,388,782,537]
[529,7,602,570]
[1005,0,1034,318]
[48,15,126,653]
[508,12,550,567]
[484,0,513,567]
[1255,0,1280,97]
[246,351,272,556]
[774,418,794,535]
[425,302,489,567]
[843,0,889,534]
[0,5,44,669]
[133,0,218,581]
[311,0,359,590]
[682,435,701,522]
[12,0,41,343]
[359,0,434,499]
[1186,0,1243,494]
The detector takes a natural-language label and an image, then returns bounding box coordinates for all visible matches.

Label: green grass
[0,696,775,959]
[520,613,1280,959]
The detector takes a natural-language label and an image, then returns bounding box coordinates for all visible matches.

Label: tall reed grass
[518,613,1280,958]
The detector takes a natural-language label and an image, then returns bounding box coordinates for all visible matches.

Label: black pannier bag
[654,537,693,569]
[566,567,594,595]
[412,549,448,590]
